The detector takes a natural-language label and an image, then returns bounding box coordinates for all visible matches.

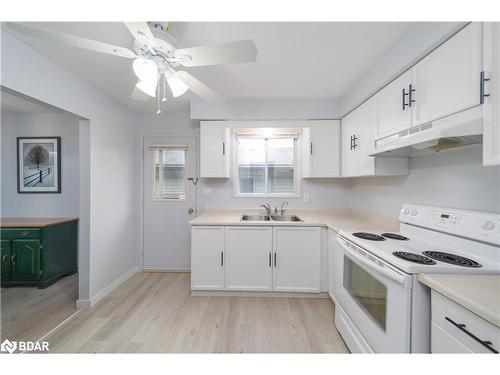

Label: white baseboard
[76,266,138,309]
[143,268,190,273]
[191,290,330,298]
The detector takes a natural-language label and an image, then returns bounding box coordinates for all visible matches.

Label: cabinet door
[273,227,321,293]
[412,23,482,127]
[225,227,273,291]
[305,120,341,177]
[191,226,225,290]
[483,22,500,166]
[200,121,230,178]
[431,322,474,353]
[341,111,356,177]
[1,239,11,281]
[354,98,376,176]
[11,239,41,281]
[376,70,413,138]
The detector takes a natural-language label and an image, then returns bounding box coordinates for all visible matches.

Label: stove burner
[352,232,386,241]
[393,251,436,265]
[382,233,409,241]
[422,251,482,268]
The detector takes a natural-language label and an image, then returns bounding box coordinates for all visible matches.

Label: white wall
[1,111,79,217]
[1,30,138,301]
[136,112,352,212]
[191,98,340,120]
[351,146,500,218]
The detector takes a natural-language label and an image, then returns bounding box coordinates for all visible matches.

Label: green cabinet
[1,239,11,281]
[1,219,77,288]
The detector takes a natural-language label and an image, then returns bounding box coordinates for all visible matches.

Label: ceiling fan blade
[174,39,257,67]
[124,22,157,50]
[130,86,150,101]
[6,22,137,59]
[174,71,225,103]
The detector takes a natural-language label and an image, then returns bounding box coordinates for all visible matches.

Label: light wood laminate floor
[1,273,78,342]
[45,272,349,353]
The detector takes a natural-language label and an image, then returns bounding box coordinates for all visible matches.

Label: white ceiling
[6,22,419,113]
[1,91,57,113]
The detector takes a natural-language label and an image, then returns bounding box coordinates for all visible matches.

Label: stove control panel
[400,204,500,245]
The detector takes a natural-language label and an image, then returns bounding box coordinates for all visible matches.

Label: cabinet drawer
[1,228,41,240]
[431,290,499,353]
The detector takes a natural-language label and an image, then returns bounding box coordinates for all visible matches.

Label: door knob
[188,208,194,215]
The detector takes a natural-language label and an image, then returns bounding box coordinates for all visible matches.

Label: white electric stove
[333,204,500,353]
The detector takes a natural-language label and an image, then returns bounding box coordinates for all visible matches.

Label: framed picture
[17,137,61,193]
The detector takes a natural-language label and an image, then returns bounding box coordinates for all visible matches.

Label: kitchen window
[234,134,299,197]
[151,145,187,200]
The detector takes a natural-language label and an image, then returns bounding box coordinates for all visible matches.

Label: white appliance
[370,106,483,157]
[334,204,500,353]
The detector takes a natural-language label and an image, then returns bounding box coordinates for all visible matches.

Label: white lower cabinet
[191,225,322,293]
[273,227,321,292]
[225,226,273,291]
[431,290,499,353]
[191,226,225,290]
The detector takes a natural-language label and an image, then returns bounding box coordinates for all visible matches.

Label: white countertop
[418,273,500,328]
[190,208,399,234]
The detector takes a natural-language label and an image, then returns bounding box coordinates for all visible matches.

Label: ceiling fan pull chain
[156,82,161,115]
[162,74,167,102]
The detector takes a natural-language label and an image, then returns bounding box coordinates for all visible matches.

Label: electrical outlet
[203,187,212,196]
[303,192,309,202]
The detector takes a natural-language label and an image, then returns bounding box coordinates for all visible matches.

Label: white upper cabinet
[302,120,341,178]
[482,22,500,166]
[341,111,356,177]
[272,227,321,293]
[411,23,482,127]
[341,98,408,177]
[376,70,413,139]
[200,121,230,178]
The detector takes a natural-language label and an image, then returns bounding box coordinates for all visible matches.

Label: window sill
[234,193,300,198]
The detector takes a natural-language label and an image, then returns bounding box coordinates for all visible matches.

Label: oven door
[335,236,413,353]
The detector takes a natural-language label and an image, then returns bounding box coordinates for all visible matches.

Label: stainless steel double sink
[240,214,303,222]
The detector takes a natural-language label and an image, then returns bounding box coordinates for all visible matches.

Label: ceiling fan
[6,22,258,113]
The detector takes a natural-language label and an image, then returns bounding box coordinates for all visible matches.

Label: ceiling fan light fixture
[136,79,158,97]
[166,72,189,98]
[133,58,158,82]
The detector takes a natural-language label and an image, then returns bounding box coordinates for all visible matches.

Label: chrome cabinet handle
[310,142,313,155]
[402,88,409,110]
[269,252,271,267]
[20,231,29,237]
[222,142,226,155]
[2,255,8,264]
[220,251,224,267]
[408,84,416,107]
[445,316,498,353]
[11,254,16,264]
[480,71,490,104]
[274,253,277,267]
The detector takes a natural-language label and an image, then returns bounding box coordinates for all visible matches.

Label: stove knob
[481,221,495,230]
[410,210,418,216]
[403,208,410,215]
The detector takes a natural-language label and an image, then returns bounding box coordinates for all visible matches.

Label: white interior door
[143,137,197,271]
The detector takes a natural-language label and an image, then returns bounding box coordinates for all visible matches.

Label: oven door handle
[337,237,412,288]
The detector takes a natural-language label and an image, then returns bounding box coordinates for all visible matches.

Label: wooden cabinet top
[1,217,78,228]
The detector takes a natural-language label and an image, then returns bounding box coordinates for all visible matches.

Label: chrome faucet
[280,201,289,215]
[260,203,271,215]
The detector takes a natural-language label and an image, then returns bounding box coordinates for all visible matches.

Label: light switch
[303,192,309,202]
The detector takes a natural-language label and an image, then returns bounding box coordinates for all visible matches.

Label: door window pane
[343,256,387,330]
[153,148,186,200]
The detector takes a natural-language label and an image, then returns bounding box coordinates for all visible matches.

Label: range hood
[370,106,483,157]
